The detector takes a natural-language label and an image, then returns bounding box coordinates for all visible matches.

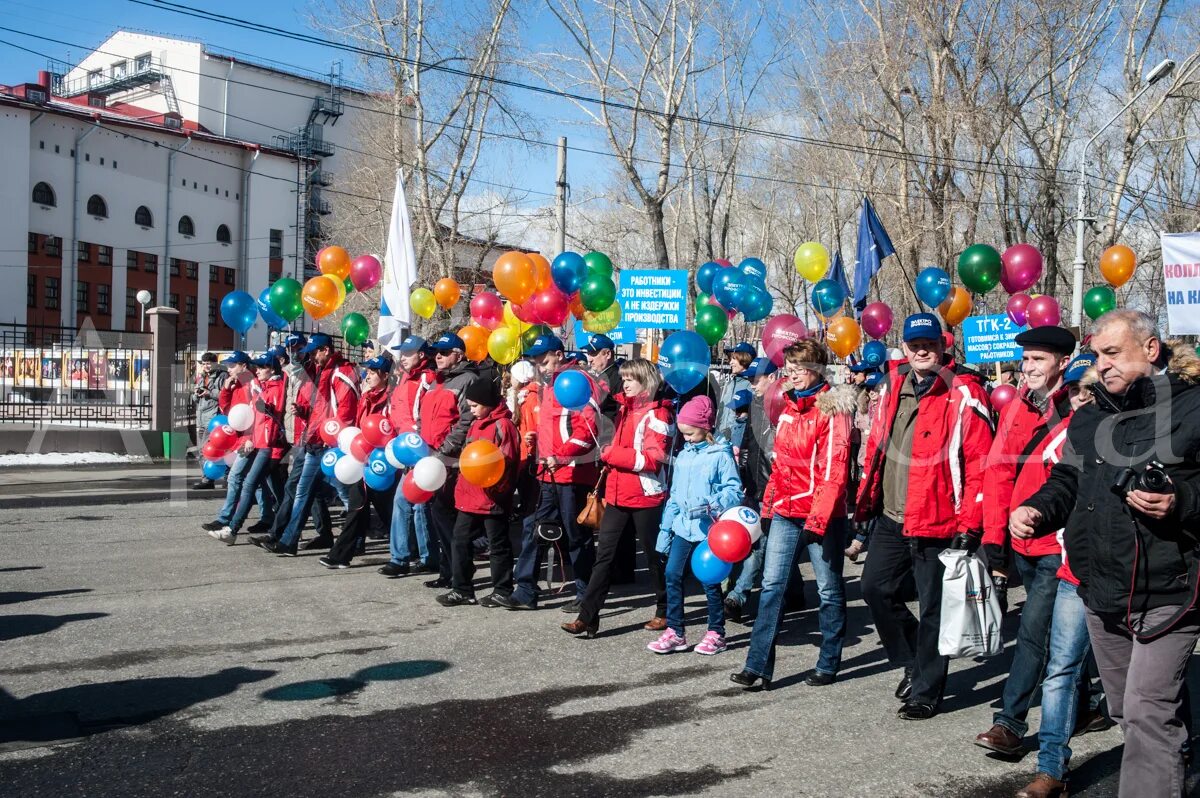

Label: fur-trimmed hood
[816,383,859,416]
[1166,339,1200,383]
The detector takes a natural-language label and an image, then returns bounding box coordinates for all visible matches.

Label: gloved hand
[950,531,982,554]
[992,574,1009,616]
[982,543,1008,574]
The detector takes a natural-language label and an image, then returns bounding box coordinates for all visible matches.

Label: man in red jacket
[974,325,1077,755]
[856,313,994,720]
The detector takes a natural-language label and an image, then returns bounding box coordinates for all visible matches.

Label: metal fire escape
[50,57,180,115]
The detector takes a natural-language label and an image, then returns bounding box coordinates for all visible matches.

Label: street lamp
[1070,58,1175,330]
[136,290,152,332]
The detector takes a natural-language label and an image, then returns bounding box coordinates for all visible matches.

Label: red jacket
[600,392,674,509]
[1021,413,1080,582]
[296,354,359,447]
[536,364,600,485]
[219,373,261,445]
[388,364,436,434]
[419,373,460,451]
[251,376,288,459]
[516,383,541,464]
[854,360,995,539]
[454,404,520,514]
[762,383,855,535]
[356,384,392,427]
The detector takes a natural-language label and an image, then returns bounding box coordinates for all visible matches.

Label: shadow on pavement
[0,589,92,606]
[0,566,43,574]
[0,612,108,642]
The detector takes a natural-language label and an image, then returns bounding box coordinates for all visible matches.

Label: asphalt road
[1,495,1195,797]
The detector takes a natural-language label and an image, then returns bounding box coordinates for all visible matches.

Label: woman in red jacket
[436,377,519,606]
[562,358,675,638]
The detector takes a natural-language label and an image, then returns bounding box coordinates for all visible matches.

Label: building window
[126,287,138,318]
[185,295,196,325]
[27,275,36,308]
[77,241,90,262]
[216,224,232,244]
[208,297,218,325]
[76,281,90,313]
[32,182,55,206]
[170,258,181,277]
[98,284,110,315]
[88,69,102,88]
[144,254,158,273]
[169,293,179,310]
[224,268,235,286]
[185,262,198,280]
[269,228,283,259]
[135,205,153,227]
[111,60,127,79]
[135,53,151,72]
[98,245,112,266]
[45,277,59,310]
[45,236,60,257]
[27,232,38,254]
[127,251,138,270]
[209,265,218,282]
[178,215,194,236]
[86,194,107,218]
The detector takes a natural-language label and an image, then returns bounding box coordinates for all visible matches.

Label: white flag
[378,169,418,352]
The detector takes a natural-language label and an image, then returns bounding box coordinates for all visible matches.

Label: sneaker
[246,521,272,534]
[378,562,410,578]
[479,593,510,608]
[249,534,277,550]
[488,593,537,610]
[300,536,333,551]
[647,629,689,654]
[201,521,224,532]
[262,539,298,557]
[192,479,215,490]
[207,526,236,545]
[410,561,436,575]
[723,597,744,624]
[424,577,452,589]
[694,631,727,656]
[319,556,350,570]
[560,600,582,615]
[436,590,478,607]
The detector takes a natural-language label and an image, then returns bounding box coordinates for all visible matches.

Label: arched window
[32,182,56,207]
[216,224,231,244]
[86,194,107,218]
[134,205,153,227]
[177,215,194,236]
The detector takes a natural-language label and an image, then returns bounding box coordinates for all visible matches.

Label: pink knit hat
[676,395,715,431]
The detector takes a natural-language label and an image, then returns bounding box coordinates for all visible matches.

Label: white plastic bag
[938,549,1003,658]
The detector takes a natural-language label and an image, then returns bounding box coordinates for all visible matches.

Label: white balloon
[384,438,405,470]
[720,506,762,543]
[334,455,365,485]
[412,455,447,492]
[222,449,239,466]
[336,426,362,453]
[228,403,254,431]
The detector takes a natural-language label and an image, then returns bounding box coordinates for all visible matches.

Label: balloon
[719,506,762,543]
[738,257,768,288]
[510,299,543,325]
[580,274,616,312]
[365,455,397,491]
[712,268,749,311]
[493,251,537,304]
[387,432,429,468]
[794,241,830,282]
[207,414,229,433]
[521,324,552,351]
[1000,244,1043,294]
[349,254,382,292]
[657,331,710,394]
[268,278,304,322]
[334,454,365,485]
[861,302,894,340]
[1026,295,1062,328]
[553,371,592,410]
[583,251,613,277]
[320,448,343,478]
[361,413,396,449]
[763,314,809,366]
[413,455,447,492]
[714,258,733,268]
[862,340,888,367]
[330,270,347,308]
[470,292,505,330]
[320,418,344,447]
[207,423,238,451]
[401,471,436,504]
[336,426,362,454]
[460,439,506,488]
[1100,244,1136,288]
[810,279,846,317]
[202,460,228,480]
[348,433,375,464]
[957,244,1003,294]
[1083,286,1117,321]
[551,252,587,294]
[220,290,257,335]
[1006,293,1031,327]
[582,301,622,334]
[764,380,786,425]
[433,278,461,310]
[458,324,489,362]
[690,541,734,585]
[410,287,436,319]
[302,275,341,320]
[739,286,774,322]
[341,312,371,347]
[696,261,721,295]
[487,326,523,365]
[529,253,553,292]
[916,267,953,308]
[344,277,355,295]
[826,317,862,359]
[367,448,395,477]
[317,245,351,281]
[707,519,753,563]
[990,383,1018,413]
[201,441,226,461]
[256,287,287,330]
[567,292,586,320]
[530,287,570,327]
[938,286,972,327]
[228,403,254,431]
[695,303,729,346]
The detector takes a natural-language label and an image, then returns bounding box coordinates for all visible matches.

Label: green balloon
[268,278,304,322]
[696,292,710,307]
[343,277,355,295]
[341,312,371,346]
[695,303,729,346]
[521,324,551,350]
[583,251,613,277]
[1083,285,1117,321]
[957,244,1002,294]
[580,274,617,312]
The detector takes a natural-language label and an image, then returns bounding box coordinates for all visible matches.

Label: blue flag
[829,250,851,301]
[852,196,895,312]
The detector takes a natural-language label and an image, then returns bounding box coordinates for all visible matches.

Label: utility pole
[555,137,568,255]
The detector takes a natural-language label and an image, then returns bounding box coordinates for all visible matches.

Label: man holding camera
[1012,310,1200,797]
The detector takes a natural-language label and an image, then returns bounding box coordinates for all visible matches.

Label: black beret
[1014,326,1077,356]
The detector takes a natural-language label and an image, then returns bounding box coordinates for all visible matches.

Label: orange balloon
[826,316,862,359]
[460,439,506,487]
[938,286,972,327]
[317,246,352,281]
[529,253,553,292]
[458,324,489,363]
[434,278,461,310]
[302,275,341,320]
[1100,244,1136,288]
[492,251,537,305]
[568,292,585,320]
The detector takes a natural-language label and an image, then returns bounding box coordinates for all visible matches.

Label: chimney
[37,70,51,93]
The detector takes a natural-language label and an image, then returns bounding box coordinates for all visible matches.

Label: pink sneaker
[647,628,689,654]
[694,631,727,656]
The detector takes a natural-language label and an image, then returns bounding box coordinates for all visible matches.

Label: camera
[1111,460,1173,497]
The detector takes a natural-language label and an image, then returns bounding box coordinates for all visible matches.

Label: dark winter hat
[1015,325,1077,357]
[464,377,501,408]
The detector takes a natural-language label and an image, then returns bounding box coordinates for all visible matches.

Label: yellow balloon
[410,287,436,319]
[502,302,531,337]
[330,272,347,310]
[583,300,622,333]
[487,326,522,365]
[794,241,831,282]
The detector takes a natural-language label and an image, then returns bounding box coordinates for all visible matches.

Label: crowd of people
[190,308,1200,798]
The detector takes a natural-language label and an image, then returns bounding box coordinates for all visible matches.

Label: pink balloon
[511,300,541,325]
[714,258,733,268]
[705,292,736,320]
[530,287,570,327]
[990,383,1018,413]
[470,292,504,330]
[764,380,787,425]
[860,301,894,340]
[1025,295,1061,328]
[1006,293,1031,327]
[762,314,810,366]
[349,254,383,292]
[1000,244,1044,294]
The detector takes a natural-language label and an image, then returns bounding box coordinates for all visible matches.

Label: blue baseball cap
[362,355,393,373]
[249,352,278,368]
[745,357,778,378]
[221,350,250,365]
[284,332,307,350]
[398,335,429,355]
[565,351,588,363]
[1064,353,1096,385]
[267,345,287,362]
[849,361,877,373]
[431,332,465,352]
[902,313,942,343]
[524,333,565,357]
[727,388,753,411]
[864,371,884,388]
[298,332,334,355]
[724,342,756,356]
[582,334,615,353]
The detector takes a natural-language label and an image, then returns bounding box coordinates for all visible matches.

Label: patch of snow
[0,452,152,467]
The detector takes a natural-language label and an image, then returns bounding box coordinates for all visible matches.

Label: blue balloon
[551,252,587,295]
[738,257,768,289]
[207,414,228,433]
[365,456,397,490]
[389,432,429,468]
[712,268,749,311]
[810,279,846,316]
[320,447,343,478]
[553,370,592,410]
[696,261,721,295]
[202,460,228,480]
[690,541,734,586]
[368,448,395,477]
[862,340,888,367]
[916,266,952,308]
[257,286,288,330]
[657,330,710,394]
[740,286,774,322]
[220,290,258,335]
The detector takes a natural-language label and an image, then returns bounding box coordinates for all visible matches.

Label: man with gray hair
[1012,309,1200,797]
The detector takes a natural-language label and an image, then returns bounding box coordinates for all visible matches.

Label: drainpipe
[66,115,101,324]
[163,133,193,311]
[239,146,260,294]
[222,59,234,137]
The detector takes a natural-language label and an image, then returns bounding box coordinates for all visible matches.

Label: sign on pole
[960,313,1026,364]
[1162,232,1200,335]
[574,269,688,345]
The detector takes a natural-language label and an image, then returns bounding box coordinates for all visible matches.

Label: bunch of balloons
[692,507,763,585]
[1078,243,1135,322]
[789,240,865,360]
[317,414,402,487]
[692,258,774,345]
[199,407,254,477]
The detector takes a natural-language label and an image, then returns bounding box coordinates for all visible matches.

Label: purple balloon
[860,301,893,340]
[1006,293,1031,327]
[1025,295,1061,328]
[1000,244,1043,295]
[350,254,383,292]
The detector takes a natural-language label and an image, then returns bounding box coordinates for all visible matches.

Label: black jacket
[738,392,775,504]
[1025,349,1200,617]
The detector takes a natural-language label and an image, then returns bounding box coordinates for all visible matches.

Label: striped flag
[378,169,418,353]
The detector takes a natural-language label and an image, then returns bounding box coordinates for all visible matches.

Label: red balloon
[530,287,570,327]
[1025,295,1062,328]
[348,433,374,463]
[708,520,753,563]
[207,424,238,451]
[401,472,435,504]
[361,414,395,449]
[860,302,894,340]
[764,381,787,425]
[990,384,1017,413]
[511,300,541,325]
[202,441,226,460]
[1000,244,1044,295]
[714,258,733,268]
[470,292,505,330]
[762,314,810,366]
[319,418,344,447]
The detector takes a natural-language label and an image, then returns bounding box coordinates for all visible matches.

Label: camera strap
[1126,523,1200,642]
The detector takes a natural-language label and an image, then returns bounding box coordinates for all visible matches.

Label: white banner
[1162,231,1200,336]
[378,169,418,352]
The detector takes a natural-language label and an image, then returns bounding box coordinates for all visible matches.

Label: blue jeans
[279,449,327,547]
[389,484,432,565]
[995,552,1063,737]
[727,519,805,606]
[511,482,592,605]
[229,450,283,532]
[664,536,725,638]
[214,452,253,525]
[1036,580,1091,780]
[744,516,846,680]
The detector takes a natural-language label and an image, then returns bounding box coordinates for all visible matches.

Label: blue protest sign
[573,269,688,345]
[961,313,1026,363]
